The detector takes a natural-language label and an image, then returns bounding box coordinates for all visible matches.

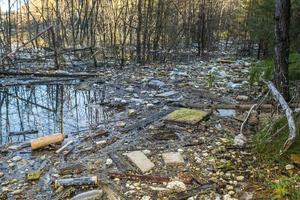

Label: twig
[240,104,257,135]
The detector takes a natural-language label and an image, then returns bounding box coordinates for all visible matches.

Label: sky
[0,0,23,12]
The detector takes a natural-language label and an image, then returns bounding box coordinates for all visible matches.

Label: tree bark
[136,0,143,63]
[274,0,291,100]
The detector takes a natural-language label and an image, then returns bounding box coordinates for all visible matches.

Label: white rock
[141,196,151,200]
[12,156,22,162]
[234,134,247,147]
[106,159,113,166]
[285,164,294,170]
[236,95,249,101]
[236,176,244,181]
[167,181,186,193]
[128,109,136,116]
[146,103,154,109]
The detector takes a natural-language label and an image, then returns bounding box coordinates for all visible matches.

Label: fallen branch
[170,102,300,111]
[266,81,297,153]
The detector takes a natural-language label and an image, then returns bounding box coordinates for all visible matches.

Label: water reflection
[0,83,107,144]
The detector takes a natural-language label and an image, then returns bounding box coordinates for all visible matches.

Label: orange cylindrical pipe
[31,133,64,150]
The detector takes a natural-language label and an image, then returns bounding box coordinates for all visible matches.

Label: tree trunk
[136,0,143,63]
[274,0,291,100]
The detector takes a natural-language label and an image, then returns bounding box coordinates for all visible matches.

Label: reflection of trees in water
[0,84,106,144]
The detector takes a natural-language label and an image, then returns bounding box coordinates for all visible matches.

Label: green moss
[165,108,209,125]
[26,170,43,181]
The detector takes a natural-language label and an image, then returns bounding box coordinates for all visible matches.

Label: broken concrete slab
[124,151,155,173]
[162,152,185,165]
[164,108,209,125]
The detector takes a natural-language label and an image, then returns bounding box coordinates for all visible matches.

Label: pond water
[0,82,107,144]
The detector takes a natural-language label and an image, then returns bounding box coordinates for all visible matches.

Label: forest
[0,0,299,199]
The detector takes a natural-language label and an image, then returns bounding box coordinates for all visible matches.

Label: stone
[126,86,135,93]
[236,176,244,181]
[162,152,185,165]
[128,109,136,116]
[26,170,43,181]
[165,108,209,125]
[106,159,113,166]
[239,192,253,200]
[96,140,107,146]
[0,172,4,178]
[234,134,246,147]
[125,151,155,173]
[116,121,126,128]
[141,196,151,200]
[12,156,22,162]
[285,164,294,170]
[148,80,166,89]
[167,181,186,193]
[70,190,103,200]
[11,189,22,195]
[146,103,154,109]
[236,95,249,101]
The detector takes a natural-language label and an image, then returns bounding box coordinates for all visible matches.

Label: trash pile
[0,57,262,200]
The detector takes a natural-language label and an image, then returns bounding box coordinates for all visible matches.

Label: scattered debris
[54,176,99,188]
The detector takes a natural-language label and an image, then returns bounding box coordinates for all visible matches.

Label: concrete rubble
[1,55,298,200]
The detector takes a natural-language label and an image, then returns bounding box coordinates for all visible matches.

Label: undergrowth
[252,113,300,199]
[250,53,300,85]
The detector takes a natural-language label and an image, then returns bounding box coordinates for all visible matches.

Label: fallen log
[170,102,300,111]
[266,81,297,153]
[31,133,64,150]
